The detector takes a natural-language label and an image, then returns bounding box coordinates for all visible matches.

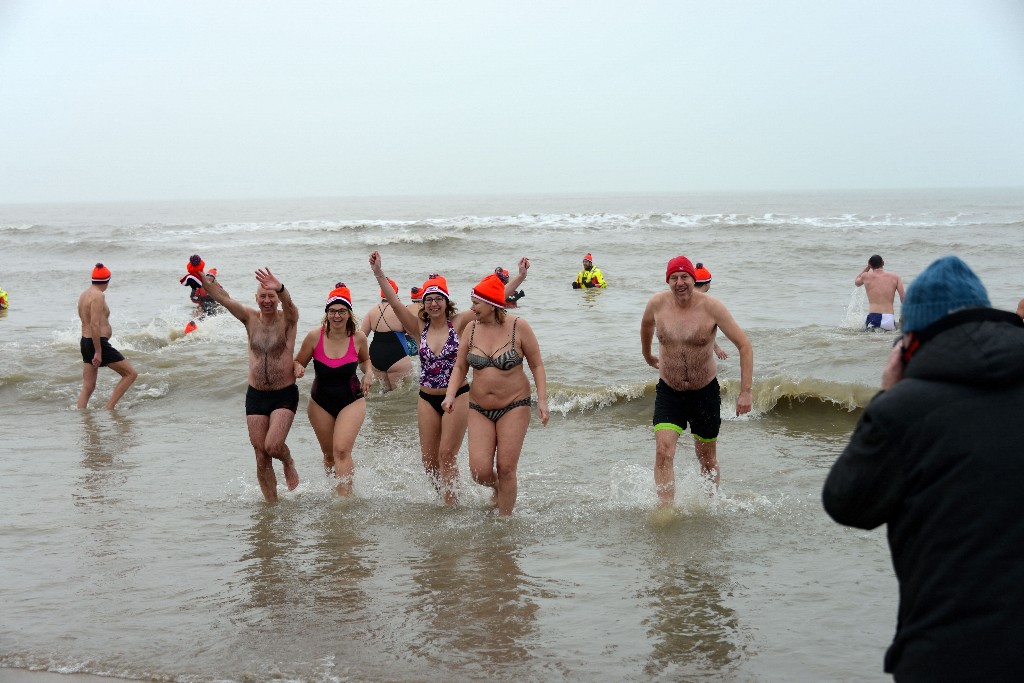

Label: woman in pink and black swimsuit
[294,282,373,496]
[368,251,527,505]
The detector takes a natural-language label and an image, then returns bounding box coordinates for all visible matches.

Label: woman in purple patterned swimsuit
[369,250,528,505]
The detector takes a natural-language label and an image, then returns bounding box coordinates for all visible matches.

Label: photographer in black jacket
[823,255,1024,682]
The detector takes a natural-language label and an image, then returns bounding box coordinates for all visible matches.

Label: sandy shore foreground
[0,671,151,683]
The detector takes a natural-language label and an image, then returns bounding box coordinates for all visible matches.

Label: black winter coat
[823,308,1024,682]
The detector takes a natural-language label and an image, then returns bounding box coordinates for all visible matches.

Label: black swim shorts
[245,384,300,416]
[652,377,722,442]
[80,337,126,366]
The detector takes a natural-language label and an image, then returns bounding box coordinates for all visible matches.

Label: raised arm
[256,268,298,325]
[505,257,530,296]
[517,317,549,425]
[201,272,250,322]
[854,263,870,287]
[368,251,421,334]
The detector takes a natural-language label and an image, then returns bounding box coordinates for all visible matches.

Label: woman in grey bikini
[368,251,529,506]
[442,270,548,516]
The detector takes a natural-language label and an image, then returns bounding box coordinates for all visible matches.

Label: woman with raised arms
[441,270,548,516]
[293,282,373,496]
[368,251,528,505]
[360,277,414,391]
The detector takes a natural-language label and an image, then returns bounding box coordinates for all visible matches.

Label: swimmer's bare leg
[77,364,99,409]
[265,408,299,491]
[467,411,499,506]
[694,439,720,492]
[654,429,681,507]
[247,415,279,502]
[103,359,138,409]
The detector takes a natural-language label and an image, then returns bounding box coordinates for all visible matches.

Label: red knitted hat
[470,273,507,309]
[665,256,696,283]
[187,254,205,277]
[410,286,422,302]
[91,263,111,283]
[421,273,450,300]
[583,253,593,262]
[326,282,352,310]
[694,263,712,284]
[379,278,398,299]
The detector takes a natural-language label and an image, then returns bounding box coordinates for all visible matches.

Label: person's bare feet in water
[282,453,300,491]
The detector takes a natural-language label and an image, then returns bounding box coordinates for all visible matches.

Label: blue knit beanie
[902,256,990,333]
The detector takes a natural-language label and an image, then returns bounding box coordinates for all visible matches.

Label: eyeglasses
[326,308,349,317]
[422,296,446,305]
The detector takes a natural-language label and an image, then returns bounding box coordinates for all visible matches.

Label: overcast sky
[1,0,1022,202]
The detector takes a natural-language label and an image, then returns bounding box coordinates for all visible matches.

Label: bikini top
[312,327,359,380]
[419,317,459,388]
[467,318,523,371]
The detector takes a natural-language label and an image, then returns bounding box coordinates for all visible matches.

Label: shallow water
[2,189,1021,681]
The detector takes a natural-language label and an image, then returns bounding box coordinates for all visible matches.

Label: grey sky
[2,0,1022,202]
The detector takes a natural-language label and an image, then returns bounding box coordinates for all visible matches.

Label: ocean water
[1,189,1022,682]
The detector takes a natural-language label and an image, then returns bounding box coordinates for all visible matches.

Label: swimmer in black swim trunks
[294,282,373,495]
[76,263,138,409]
[200,265,301,502]
[360,277,414,391]
[442,270,548,516]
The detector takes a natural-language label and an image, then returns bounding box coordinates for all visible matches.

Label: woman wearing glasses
[368,251,528,505]
[293,282,373,496]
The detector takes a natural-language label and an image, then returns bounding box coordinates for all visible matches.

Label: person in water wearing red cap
[640,255,753,506]
[572,253,607,289]
[693,263,728,361]
[360,276,414,391]
[200,266,301,502]
[368,251,529,506]
[442,268,548,516]
[293,282,373,495]
[180,255,224,318]
[76,263,138,409]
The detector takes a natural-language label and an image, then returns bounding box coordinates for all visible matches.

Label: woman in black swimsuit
[359,277,414,391]
[294,283,373,495]
[443,270,548,516]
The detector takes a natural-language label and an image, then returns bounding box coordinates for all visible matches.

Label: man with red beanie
[640,255,753,505]
[76,263,138,409]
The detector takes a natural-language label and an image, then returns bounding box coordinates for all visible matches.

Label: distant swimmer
[497,266,526,307]
[693,263,728,361]
[640,256,753,506]
[180,254,223,320]
[406,285,423,319]
[0,287,8,310]
[201,267,301,502]
[855,254,905,331]
[76,263,138,409]
[572,253,607,289]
